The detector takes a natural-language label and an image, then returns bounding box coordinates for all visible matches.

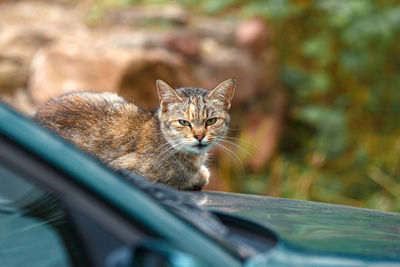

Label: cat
[35,79,235,190]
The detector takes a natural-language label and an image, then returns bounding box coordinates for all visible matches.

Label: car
[0,102,399,267]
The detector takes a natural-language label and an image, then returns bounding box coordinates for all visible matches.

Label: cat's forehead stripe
[197,96,205,122]
[188,103,195,120]
[176,88,225,123]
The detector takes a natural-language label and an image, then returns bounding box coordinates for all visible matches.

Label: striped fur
[35,79,235,190]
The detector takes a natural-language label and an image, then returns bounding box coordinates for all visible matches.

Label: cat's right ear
[156,80,183,112]
[206,78,236,110]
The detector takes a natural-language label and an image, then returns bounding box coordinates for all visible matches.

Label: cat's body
[35,79,235,190]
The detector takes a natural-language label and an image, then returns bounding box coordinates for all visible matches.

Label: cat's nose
[194,134,204,141]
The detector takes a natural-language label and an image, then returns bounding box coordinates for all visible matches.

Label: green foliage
[271,0,400,211]
[184,0,400,212]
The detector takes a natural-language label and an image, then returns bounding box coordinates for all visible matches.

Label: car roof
[188,191,400,262]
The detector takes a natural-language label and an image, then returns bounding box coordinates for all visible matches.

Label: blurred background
[1,0,400,212]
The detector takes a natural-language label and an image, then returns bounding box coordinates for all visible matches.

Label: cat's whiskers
[148,140,177,168]
[216,138,252,158]
[150,142,170,156]
[161,141,190,169]
[215,143,244,170]
[153,147,173,164]
[153,141,172,154]
[220,136,259,150]
[227,127,240,132]
[150,138,186,170]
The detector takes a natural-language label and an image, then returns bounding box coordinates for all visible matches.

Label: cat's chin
[182,144,211,154]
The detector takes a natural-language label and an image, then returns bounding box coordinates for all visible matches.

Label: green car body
[190,191,400,266]
[0,102,399,267]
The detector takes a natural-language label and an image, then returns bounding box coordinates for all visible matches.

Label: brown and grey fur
[35,79,235,190]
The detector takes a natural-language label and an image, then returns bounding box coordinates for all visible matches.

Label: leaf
[301,35,333,66]
[298,105,348,157]
[244,0,296,19]
[307,72,331,94]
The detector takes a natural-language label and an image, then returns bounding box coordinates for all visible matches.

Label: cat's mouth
[194,143,208,149]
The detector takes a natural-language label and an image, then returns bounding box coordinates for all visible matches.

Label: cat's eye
[205,118,217,126]
[178,120,191,127]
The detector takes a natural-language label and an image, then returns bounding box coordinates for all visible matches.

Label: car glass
[0,164,84,267]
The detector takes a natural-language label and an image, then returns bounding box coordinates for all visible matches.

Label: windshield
[0,164,85,267]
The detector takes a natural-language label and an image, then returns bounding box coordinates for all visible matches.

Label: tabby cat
[35,79,235,190]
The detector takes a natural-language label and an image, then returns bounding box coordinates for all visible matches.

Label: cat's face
[157,79,235,154]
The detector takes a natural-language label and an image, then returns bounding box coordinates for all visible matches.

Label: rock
[0,26,54,93]
[115,47,193,109]
[28,41,193,109]
[95,4,188,27]
[164,31,199,58]
[0,58,27,94]
[195,38,264,105]
[191,17,236,44]
[0,27,53,62]
[0,1,87,39]
[0,1,88,94]
[28,42,123,104]
[235,17,269,56]
[1,88,37,116]
[3,1,272,110]
[96,31,165,50]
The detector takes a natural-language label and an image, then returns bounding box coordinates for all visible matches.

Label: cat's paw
[199,165,210,183]
[189,165,209,190]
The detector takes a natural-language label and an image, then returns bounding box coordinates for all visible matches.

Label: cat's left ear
[156,80,183,111]
[206,79,236,109]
